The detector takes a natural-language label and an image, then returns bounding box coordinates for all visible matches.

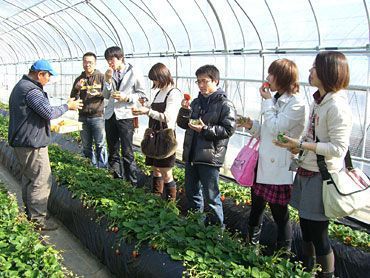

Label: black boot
[277,239,292,252]
[316,272,335,278]
[164,181,177,201]
[247,225,262,245]
[302,241,316,272]
[152,176,164,197]
[316,251,335,278]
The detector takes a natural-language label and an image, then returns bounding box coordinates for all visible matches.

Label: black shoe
[35,219,58,231]
[112,171,123,179]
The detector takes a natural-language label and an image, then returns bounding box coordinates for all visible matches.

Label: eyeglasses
[195,79,212,84]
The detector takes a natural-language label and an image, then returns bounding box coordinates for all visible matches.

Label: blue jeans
[185,162,224,226]
[79,116,107,168]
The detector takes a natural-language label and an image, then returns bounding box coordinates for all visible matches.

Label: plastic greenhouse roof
[0,0,369,64]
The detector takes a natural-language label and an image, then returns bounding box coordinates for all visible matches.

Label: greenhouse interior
[0,0,369,277]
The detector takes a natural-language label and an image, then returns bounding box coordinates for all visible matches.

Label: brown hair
[314,51,349,93]
[268,59,299,94]
[148,63,174,89]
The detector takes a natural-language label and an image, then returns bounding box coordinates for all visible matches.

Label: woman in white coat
[238,59,306,252]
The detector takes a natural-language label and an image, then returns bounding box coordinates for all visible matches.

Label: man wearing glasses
[177,64,236,228]
[70,52,107,168]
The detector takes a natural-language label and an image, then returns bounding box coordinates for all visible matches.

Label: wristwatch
[298,139,304,150]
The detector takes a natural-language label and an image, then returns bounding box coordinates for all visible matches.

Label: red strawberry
[132,250,139,258]
[262,82,270,89]
[184,93,191,101]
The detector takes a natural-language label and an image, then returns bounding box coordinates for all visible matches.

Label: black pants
[300,218,331,256]
[105,115,137,185]
[248,189,291,242]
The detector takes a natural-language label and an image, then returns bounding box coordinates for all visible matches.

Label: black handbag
[141,121,177,159]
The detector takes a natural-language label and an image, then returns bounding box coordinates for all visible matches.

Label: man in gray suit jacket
[103,46,146,186]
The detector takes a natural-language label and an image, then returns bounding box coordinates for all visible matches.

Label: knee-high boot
[302,241,316,272]
[152,176,164,197]
[316,250,335,278]
[164,181,177,201]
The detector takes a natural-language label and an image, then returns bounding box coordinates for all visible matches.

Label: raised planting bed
[0,110,368,277]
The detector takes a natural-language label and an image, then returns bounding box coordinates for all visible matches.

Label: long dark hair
[314,51,350,93]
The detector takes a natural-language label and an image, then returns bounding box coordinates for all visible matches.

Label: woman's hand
[132,106,149,115]
[273,134,300,150]
[259,85,272,100]
[236,116,253,129]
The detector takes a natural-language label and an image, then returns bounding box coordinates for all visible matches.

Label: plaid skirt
[253,183,292,205]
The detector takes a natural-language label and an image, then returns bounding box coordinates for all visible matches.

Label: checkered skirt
[253,183,292,205]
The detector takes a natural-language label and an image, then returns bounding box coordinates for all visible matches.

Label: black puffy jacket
[177,89,236,166]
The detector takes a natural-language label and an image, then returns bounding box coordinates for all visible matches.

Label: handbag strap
[246,137,260,149]
[153,88,175,130]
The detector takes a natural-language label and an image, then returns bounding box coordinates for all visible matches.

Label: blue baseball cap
[30,59,58,76]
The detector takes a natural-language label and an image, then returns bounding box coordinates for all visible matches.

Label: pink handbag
[230,137,260,186]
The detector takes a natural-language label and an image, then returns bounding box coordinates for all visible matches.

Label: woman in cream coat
[238,59,306,253]
[275,51,352,278]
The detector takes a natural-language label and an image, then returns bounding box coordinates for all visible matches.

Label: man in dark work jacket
[177,65,236,228]
[8,59,83,230]
[70,52,107,168]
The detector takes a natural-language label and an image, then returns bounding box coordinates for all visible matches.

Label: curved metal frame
[233,0,263,51]
[0,25,37,60]
[129,0,177,53]
[227,0,245,48]
[264,0,280,47]
[31,6,82,57]
[167,0,192,50]
[88,1,122,49]
[50,0,90,53]
[0,39,20,63]
[139,0,172,52]
[99,1,134,51]
[118,0,151,52]
[0,15,43,59]
[193,0,217,49]
[308,0,321,47]
[12,6,65,59]
[4,14,60,59]
[0,0,368,63]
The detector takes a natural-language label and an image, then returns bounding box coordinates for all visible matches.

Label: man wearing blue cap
[8,59,83,231]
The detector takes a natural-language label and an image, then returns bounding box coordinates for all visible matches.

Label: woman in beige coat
[275,51,352,277]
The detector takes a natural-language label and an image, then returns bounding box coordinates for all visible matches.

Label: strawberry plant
[48,145,311,277]
[0,109,368,259]
[133,148,370,252]
[0,184,65,277]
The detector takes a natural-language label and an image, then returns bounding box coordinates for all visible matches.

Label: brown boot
[152,176,164,197]
[316,251,335,278]
[164,181,177,201]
